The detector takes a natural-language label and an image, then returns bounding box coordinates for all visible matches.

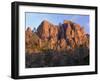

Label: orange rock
[26,20,89,54]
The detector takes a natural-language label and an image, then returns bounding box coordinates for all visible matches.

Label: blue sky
[25,12,89,34]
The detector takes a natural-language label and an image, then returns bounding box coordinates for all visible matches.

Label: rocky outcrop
[25,20,90,68]
[37,20,58,41]
[25,27,34,48]
[57,20,89,50]
[26,20,89,53]
[25,27,41,54]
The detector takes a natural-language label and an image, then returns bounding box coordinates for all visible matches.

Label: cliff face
[37,20,58,41]
[25,20,89,54]
[36,20,89,51]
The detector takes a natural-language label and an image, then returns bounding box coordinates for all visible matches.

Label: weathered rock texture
[25,20,89,68]
[36,20,89,51]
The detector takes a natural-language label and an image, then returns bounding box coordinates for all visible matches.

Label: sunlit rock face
[26,20,89,53]
[25,20,89,68]
[37,20,58,41]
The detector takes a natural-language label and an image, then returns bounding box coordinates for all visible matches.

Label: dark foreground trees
[26,46,89,68]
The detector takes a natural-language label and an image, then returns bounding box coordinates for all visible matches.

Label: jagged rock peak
[41,20,52,25]
[42,20,49,23]
[26,27,32,32]
[64,20,70,24]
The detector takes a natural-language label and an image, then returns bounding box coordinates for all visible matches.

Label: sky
[25,12,89,34]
